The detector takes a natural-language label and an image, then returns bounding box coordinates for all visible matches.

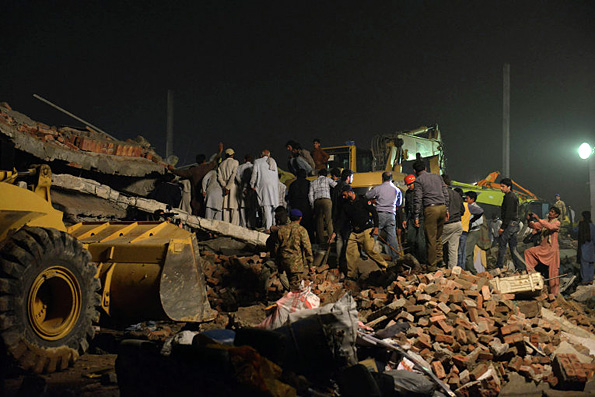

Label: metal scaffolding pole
[503,64,510,177]
[166,90,174,158]
[33,94,117,141]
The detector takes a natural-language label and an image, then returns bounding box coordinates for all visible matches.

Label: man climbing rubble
[331,185,388,280]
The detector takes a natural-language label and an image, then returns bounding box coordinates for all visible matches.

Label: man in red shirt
[312,138,330,171]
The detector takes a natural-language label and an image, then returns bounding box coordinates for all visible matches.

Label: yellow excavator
[323,125,444,189]
[0,164,214,373]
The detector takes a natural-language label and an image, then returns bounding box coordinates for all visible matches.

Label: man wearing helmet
[402,174,427,264]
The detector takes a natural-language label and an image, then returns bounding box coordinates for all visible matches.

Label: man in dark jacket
[332,169,354,267]
[441,175,464,269]
[287,168,313,236]
[331,185,388,280]
[497,178,525,270]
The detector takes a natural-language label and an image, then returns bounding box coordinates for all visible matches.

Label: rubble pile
[354,266,595,393]
[194,247,595,393]
[200,252,346,311]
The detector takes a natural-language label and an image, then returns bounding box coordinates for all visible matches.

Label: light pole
[578,142,595,218]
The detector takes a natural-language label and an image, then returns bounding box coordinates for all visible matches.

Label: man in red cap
[402,174,427,264]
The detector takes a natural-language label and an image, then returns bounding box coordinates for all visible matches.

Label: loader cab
[324,144,374,173]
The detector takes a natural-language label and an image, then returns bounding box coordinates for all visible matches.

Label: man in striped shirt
[308,169,337,244]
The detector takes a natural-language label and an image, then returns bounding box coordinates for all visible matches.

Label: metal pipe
[503,64,510,177]
[33,94,117,141]
[166,90,174,158]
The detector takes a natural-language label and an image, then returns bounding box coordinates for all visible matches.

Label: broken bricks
[354,267,595,391]
[197,245,595,394]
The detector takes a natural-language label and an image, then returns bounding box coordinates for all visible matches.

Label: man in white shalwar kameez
[203,169,223,220]
[217,148,240,225]
[250,150,279,230]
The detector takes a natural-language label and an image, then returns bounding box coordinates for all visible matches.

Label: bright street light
[578,142,595,221]
[578,142,592,160]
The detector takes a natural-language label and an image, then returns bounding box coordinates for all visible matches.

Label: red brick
[428,325,443,336]
[454,327,468,344]
[468,307,479,324]
[481,285,492,300]
[476,294,484,309]
[500,323,521,336]
[453,354,469,368]
[415,335,432,350]
[438,320,454,333]
[438,302,451,314]
[432,361,447,379]
[438,292,450,303]
[455,318,474,330]
[417,293,432,302]
[462,299,477,310]
[470,363,488,380]
[503,332,524,345]
[449,290,464,303]
[508,356,523,372]
[485,300,497,315]
[430,314,447,323]
[435,334,455,344]
[407,304,425,313]
[478,351,493,361]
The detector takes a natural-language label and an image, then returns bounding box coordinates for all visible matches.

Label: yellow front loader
[0,165,214,373]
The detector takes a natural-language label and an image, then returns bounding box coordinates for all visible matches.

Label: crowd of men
[157,139,567,297]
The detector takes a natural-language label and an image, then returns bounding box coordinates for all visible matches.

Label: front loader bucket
[68,221,215,324]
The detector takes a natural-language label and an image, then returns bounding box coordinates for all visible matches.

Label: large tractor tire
[0,227,100,373]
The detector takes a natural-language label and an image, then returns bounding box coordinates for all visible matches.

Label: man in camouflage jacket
[275,209,314,291]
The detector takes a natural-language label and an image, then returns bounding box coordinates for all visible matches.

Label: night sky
[2,1,594,212]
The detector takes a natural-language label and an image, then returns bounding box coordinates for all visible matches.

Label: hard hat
[404,174,416,185]
[225,148,235,155]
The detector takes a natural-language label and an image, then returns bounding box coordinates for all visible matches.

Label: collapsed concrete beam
[52,173,269,247]
[0,106,165,177]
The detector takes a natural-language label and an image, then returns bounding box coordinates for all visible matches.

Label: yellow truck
[0,164,214,373]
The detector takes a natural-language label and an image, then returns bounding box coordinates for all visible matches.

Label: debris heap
[197,249,595,394]
[356,267,595,394]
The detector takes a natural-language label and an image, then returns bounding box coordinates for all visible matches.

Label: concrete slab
[0,105,166,177]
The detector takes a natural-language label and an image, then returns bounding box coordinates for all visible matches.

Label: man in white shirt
[365,171,402,262]
[250,150,280,230]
